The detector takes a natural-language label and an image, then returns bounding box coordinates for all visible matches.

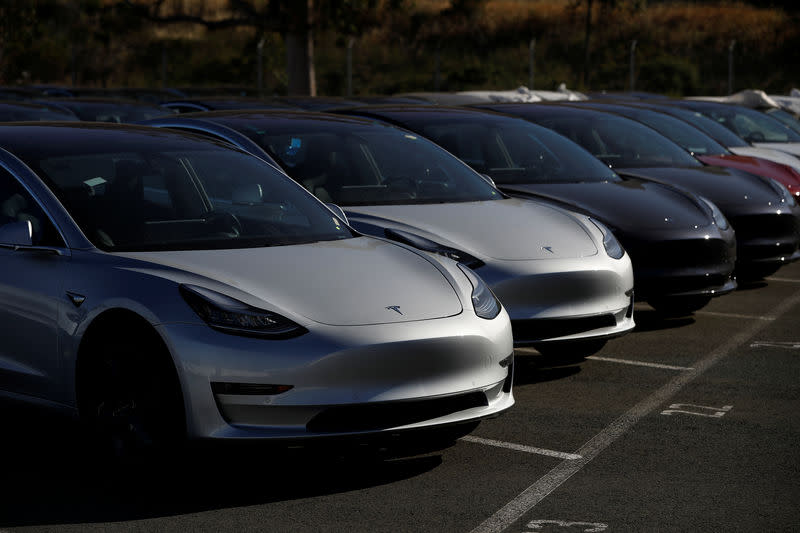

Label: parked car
[576,101,800,198]
[0,122,514,455]
[476,103,800,279]
[338,104,737,314]
[619,101,800,179]
[37,97,172,123]
[143,111,636,356]
[667,100,800,158]
[161,97,294,114]
[0,101,79,121]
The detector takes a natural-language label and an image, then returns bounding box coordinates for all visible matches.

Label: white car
[144,111,636,357]
[0,123,514,456]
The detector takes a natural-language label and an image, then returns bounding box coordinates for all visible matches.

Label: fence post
[257,37,265,96]
[346,37,355,97]
[728,40,736,95]
[529,38,535,90]
[629,39,637,92]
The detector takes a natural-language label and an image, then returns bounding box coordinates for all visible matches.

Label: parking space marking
[586,356,693,371]
[461,436,582,460]
[525,519,608,532]
[470,288,800,533]
[750,341,800,349]
[696,311,774,321]
[765,277,800,283]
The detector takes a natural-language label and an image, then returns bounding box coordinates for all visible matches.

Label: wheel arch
[74,308,185,423]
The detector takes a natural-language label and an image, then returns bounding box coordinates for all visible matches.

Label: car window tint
[414,118,619,184]
[0,167,64,247]
[536,114,703,168]
[30,148,352,251]
[245,122,502,206]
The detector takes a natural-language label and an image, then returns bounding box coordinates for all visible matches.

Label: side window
[0,167,65,247]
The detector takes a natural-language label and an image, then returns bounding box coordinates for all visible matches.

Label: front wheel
[79,336,185,461]
[647,295,711,317]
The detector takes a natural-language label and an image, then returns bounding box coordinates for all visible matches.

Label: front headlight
[385,228,484,269]
[698,197,730,230]
[767,179,797,208]
[589,218,625,259]
[457,264,501,320]
[180,284,307,339]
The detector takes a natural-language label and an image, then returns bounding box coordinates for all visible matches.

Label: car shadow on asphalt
[632,309,696,332]
[0,402,444,527]
[512,350,582,386]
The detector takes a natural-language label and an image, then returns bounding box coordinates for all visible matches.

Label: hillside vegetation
[4,0,797,96]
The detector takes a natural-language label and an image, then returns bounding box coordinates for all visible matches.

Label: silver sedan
[0,123,514,456]
[143,112,636,357]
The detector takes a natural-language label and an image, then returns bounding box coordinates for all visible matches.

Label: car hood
[752,142,800,157]
[616,166,781,211]
[344,198,598,260]
[118,237,463,326]
[729,146,800,174]
[497,178,712,232]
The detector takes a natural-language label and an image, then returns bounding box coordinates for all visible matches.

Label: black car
[665,99,800,147]
[0,101,79,122]
[160,97,295,114]
[38,97,173,123]
[474,102,800,280]
[336,104,738,313]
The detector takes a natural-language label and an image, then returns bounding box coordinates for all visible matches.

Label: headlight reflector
[384,228,484,269]
[589,218,625,259]
[767,179,797,207]
[180,284,307,339]
[458,264,501,319]
[699,197,730,230]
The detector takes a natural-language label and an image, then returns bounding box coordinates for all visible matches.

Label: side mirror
[325,203,348,225]
[480,173,497,188]
[0,220,33,246]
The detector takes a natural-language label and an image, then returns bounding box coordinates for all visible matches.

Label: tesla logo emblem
[386,305,403,315]
[541,246,554,253]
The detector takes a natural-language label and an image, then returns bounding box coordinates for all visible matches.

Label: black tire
[534,339,607,360]
[647,295,712,317]
[78,334,185,462]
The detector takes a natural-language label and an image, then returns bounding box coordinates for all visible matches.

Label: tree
[129,0,396,95]
[0,1,37,83]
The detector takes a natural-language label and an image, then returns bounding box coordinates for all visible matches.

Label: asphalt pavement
[2,262,799,532]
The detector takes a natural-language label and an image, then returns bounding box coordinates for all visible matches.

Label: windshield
[604,107,729,156]
[63,102,170,123]
[764,108,800,135]
[237,120,502,206]
[686,104,800,143]
[405,116,620,184]
[650,106,750,148]
[0,105,78,122]
[26,145,353,251]
[534,113,703,168]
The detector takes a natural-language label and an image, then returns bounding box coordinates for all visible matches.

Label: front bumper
[157,311,514,440]
[476,254,635,345]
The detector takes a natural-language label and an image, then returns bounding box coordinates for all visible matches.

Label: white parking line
[586,356,693,371]
[696,311,774,321]
[469,288,800,533]
[765,277,800,283]
[461,436,582,460]
[750,341,800,349]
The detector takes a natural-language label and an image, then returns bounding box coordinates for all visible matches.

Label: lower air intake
[306,391,488,433]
